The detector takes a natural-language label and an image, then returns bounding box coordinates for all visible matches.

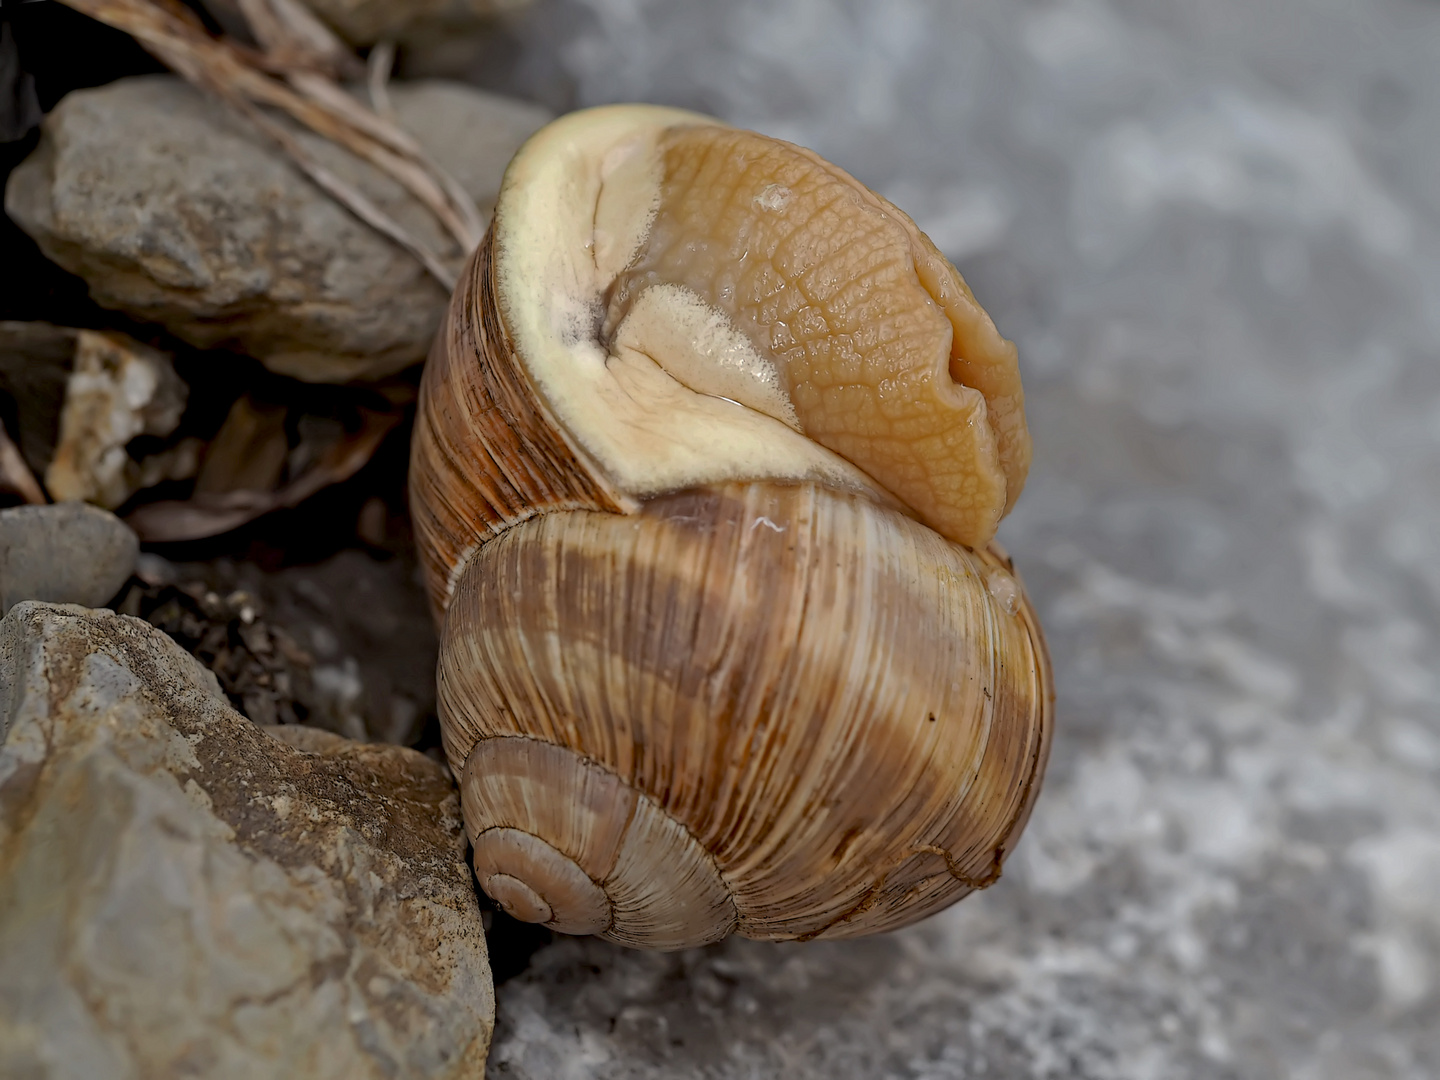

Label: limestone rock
[5,76,550,383]
[47,328,188,507]
[0,322,190,506]
[0,503,137,614]
[0,603,493,1078]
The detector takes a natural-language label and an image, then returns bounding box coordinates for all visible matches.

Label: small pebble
[0,501,138,614]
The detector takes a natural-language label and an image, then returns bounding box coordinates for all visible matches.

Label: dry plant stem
[230,94,459,288]
[367,40,396,120]
[54,0,483,287]
[235,0,361,79]
[0,421,47,505]
[284,72,484,250]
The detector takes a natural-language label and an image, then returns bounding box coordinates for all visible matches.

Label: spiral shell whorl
[438,482,1052,947]
[461,737,737,949]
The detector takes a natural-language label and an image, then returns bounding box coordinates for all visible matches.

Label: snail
[409,105,1053,950]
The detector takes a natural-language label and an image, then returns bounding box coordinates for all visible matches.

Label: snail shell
[410,105,1053,949]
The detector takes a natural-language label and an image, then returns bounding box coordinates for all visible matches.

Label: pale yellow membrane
[611,282,801,429]
[493,106,894,513]
[607,126,1031,548]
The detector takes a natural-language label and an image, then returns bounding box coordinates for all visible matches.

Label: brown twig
[234,0,361,80]
[54,0,483,288]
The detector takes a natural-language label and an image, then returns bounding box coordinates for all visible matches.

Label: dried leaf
[1,22,43,143]
[194,395,289,495]
[0,321,76,476]
[127,407,401,542]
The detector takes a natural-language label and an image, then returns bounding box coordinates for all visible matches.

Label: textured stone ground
[479,1,1440,1077]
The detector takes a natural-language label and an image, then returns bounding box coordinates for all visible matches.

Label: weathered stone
[4,76,550,383]
[0,503,137,614]
[0,323,194,508]
[0,603,493,1078]
[50,331,187,506]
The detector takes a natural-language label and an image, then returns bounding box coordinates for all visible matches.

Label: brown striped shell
[410,105,1053,949]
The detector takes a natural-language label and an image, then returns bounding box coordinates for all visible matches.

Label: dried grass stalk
[234,0,360,79]
[56,0,484,289]
[367,39,396,119]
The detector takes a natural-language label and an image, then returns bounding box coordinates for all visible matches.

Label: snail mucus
[410,105,1054,950]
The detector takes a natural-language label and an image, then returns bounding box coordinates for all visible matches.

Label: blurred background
[4,0,1439,1077]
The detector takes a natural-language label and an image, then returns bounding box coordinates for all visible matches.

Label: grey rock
[5,76,550,383]
[0,503,137,614]
[0,602,493,1078]
[476,1,1440,1078]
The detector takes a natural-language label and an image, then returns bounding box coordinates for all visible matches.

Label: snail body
[411,106,1053,949]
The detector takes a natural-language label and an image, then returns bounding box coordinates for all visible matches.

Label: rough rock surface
[0,322,190,507]
[477,1,1440,1078]
[0,603,493,1078]
[5,76,550,383]
[0,503,136,614]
